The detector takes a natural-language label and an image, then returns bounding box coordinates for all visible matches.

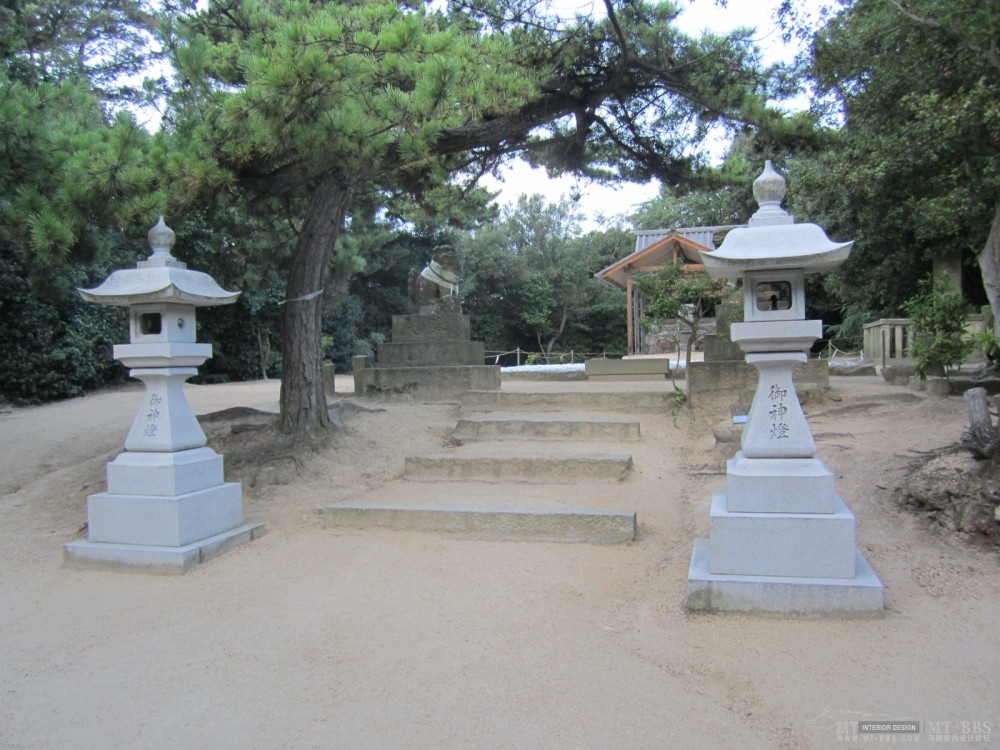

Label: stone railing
[862,318,914,367]
[862,314,988,367]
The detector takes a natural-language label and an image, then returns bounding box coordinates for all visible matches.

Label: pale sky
[481,0,822,229]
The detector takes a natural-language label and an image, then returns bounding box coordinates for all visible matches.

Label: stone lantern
[686,162,884,614]
[64,218,264,573]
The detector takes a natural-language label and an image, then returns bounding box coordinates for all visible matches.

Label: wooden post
[626,277,635,356]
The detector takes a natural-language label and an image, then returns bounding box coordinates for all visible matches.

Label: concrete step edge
[318,503,637,543]
[461,391,674,412]
[403,453,634,481]
[451,417,641,443]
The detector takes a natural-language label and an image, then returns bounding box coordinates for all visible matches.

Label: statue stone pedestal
[354,313,500,398]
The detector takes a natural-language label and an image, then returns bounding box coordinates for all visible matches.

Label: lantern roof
[80,218,240,307]
[699,161,853,281]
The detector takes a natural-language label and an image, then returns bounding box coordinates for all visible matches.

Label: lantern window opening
[742,269,806,323]
[755,281,792,312]
[141,312,162,335]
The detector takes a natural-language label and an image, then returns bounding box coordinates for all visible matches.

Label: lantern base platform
[64,522,265,574]
[686,539,884,616]
[86,482,246,547]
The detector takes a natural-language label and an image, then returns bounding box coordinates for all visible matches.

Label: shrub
[903,275,973,377]
[0,249,127,404]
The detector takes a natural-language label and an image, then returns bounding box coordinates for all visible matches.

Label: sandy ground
[1,373,998,749]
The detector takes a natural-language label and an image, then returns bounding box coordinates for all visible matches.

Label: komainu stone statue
[409,245,461,314]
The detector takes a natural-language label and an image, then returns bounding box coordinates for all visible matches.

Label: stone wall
[686,358,829,409]
[642,317,717,354]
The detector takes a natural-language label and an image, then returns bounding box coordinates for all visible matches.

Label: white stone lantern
[64,218,263,573]
[687,162,884,614]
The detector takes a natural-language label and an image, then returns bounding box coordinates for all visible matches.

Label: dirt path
[1,375,997,749]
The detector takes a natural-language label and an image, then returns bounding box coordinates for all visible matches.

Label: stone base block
[924,376,952,396]
[319,504,635,544]
[376,339,484,367]
[323,363,336,396]
[106,447,224,497]
[685,358,830,407]
[391,313,470,342]
[64,522,265,574]
[882,364,917,385]
[355,364,501,398]
[584,358,670,379]
[708,493,856,578]
[726,452,835,513]
[685,360,754,403]
[687,539,884,615]
[87,482,244,547]
[701,334,745,362]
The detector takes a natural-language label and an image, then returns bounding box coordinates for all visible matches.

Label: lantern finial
[145,217,183,267]
[749,160,793,227]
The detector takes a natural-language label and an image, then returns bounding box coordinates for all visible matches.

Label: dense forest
[1,0,998,435]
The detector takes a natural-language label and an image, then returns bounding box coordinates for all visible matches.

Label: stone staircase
[403,451,634,482]
[319,385,673,543]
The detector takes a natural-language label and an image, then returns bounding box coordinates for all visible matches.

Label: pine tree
[150,0,778,434]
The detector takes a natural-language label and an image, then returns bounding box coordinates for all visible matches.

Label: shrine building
[596,226,741,355]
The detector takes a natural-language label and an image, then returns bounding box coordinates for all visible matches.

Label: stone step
[403,451,633,481]
[462,390,675,413]
[451,414,641,443]
[584,357,671,380]
[318,503,636,544]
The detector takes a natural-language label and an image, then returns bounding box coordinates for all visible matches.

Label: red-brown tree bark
[279,174,352,435]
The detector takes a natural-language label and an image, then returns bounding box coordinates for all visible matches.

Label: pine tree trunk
[978,201,1000,340]
[961,387,1000,459]
[279,174,352,435]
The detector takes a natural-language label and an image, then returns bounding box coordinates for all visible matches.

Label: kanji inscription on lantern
[143,393,163,437]
[767,384,790,439]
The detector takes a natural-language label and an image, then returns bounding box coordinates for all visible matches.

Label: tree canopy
[457,194,627,359]
[7,0,999,413]
[145,0,782,434]
[792,0,1000,341]
[633,260,729,368]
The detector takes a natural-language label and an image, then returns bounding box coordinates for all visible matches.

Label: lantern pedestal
[64,371,265,573]
[686,330,884,614]
[64,218,264,574]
